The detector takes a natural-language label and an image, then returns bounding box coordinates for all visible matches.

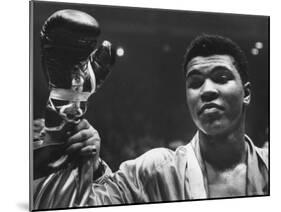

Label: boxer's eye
[187,75,204,89]
[211,67,234,84]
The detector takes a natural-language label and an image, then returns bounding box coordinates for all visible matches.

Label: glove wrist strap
[49,88,91,102]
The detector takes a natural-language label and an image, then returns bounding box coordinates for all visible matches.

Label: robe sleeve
[86,148,178,205]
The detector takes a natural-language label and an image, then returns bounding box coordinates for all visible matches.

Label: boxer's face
[185,55,250,136]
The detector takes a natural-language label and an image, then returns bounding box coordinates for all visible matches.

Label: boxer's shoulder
[141,147,175,167]
[119,147,176,176]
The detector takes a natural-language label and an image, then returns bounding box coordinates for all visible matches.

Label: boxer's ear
[243,82,251,106]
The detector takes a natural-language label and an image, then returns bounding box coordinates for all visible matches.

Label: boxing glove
[40,9,115,130]
[34,9,115,178]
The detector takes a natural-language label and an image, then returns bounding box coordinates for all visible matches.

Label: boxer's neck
[198,119,247,171]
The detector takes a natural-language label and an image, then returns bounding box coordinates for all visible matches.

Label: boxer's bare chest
[205,162,247,198]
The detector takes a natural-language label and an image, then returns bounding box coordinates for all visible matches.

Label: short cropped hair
[183,34,249,84]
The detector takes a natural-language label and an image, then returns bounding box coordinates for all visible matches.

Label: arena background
[32,1,269,171]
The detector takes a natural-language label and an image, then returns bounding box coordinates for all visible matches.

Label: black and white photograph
[30,0,269,211]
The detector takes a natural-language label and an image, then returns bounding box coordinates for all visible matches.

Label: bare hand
[65,119,101,169]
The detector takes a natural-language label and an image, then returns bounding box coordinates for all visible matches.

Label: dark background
[32,1,269,171]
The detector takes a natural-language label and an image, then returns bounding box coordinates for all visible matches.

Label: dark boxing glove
[40,9,115,129]
[90,40,116,89]
[34,10,115,178]
[41,9,100,90]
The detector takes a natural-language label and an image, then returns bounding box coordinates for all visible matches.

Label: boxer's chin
[196,116,230,136]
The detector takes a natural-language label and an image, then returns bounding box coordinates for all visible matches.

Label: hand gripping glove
[34,9,115,178]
